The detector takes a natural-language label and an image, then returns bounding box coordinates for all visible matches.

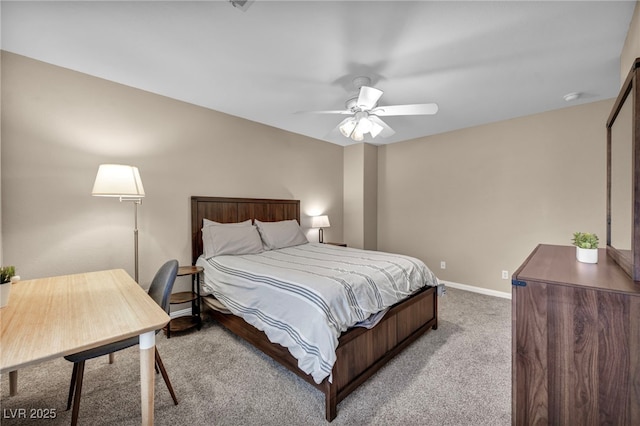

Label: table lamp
[311,215,330,243]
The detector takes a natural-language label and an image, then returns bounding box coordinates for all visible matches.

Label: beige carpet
[0,287,511,425]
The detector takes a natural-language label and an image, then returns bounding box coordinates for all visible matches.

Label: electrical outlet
[440,261,446,269]
[501,270,509,280]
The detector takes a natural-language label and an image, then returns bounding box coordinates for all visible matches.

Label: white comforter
[196,243,438,384]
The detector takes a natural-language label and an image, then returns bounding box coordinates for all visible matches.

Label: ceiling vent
[229,0,255,12]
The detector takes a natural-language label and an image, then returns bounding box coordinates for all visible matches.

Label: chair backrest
[147,259,179,313]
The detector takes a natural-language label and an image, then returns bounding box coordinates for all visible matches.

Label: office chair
[64,259,179,425]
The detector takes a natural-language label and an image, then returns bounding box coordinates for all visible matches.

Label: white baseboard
[439,280,512,300]
[170,307,192,319]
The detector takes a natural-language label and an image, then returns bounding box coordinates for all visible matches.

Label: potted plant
[1,266,16,308]
[572,232,599,263]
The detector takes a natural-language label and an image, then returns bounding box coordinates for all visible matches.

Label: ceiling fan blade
[369,115,395,138]
[371,103,439,116]
[299,109,353,115]
[357,86,384,110]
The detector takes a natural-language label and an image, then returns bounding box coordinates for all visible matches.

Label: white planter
[0,282,11,308]
[576,247,598,264]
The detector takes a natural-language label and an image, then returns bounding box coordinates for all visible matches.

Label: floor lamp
[91,164,145,283]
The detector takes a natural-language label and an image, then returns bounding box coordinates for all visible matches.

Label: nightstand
[325,242,347,247]
[166,265,203,338]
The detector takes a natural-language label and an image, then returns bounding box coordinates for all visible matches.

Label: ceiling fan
[310,76,438,142]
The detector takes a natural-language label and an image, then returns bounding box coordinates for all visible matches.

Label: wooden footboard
[327,285,437,420]
[203,285,438,421]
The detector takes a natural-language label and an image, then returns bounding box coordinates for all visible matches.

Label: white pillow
[203,218,252,228]
[254,219,309,250]
[202,225,263,258]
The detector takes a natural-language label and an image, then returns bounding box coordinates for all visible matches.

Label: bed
[191,196,440,421]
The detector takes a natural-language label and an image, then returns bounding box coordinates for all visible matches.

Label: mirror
[610,90,633,252]
[607,58,640,280]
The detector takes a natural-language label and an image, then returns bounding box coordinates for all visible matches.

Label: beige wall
[1,52,344,289]
[621,1,640,82]
[378,100,612,293]
[363,143,378,250]
[0,50,3,265]
[343,143,377,249]
[343,144,364,247]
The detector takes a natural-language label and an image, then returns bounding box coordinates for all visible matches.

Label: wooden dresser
[512,244,640,425]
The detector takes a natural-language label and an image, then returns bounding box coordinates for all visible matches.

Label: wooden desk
[0,269,170,425]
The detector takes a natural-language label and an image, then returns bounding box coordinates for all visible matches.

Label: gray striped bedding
[196,242,439,384]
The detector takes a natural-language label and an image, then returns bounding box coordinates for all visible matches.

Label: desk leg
[9,371,18,396]
[139,331,155,425]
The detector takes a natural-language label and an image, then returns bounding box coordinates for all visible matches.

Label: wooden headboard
[191,196,301,264]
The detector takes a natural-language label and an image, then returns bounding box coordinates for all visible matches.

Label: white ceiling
[1,1,635,146]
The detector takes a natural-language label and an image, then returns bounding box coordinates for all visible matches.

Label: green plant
[572,232,599,249]
[0,266,15,283]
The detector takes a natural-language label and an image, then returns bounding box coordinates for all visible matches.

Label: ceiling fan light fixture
[309,76,438,142]
[339,117,357,137]
[339,111,386,141]
[355,116,373,134]
[352,130,365,142]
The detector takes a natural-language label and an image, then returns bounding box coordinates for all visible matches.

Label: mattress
[196,242,438,383]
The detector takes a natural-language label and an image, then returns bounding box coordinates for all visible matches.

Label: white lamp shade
[351,130,364,142]
[339,117,357,138]
[355,117,373,134]
[91,164,145,198]
[311,215,330,228]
